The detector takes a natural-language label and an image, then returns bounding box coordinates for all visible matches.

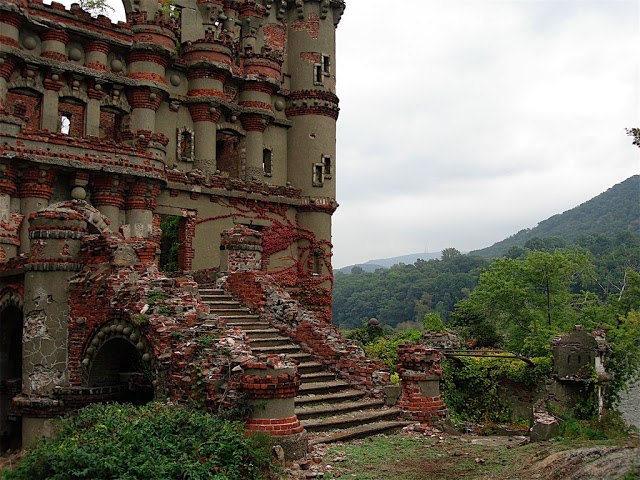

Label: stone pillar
[126,87,163,136]
[186,103,221,173]
[396,344,447,424]
[0,163,20,261]
[219,225,263,273]
[124,181,160,239]
[85,81,105,137]
[18,168,56,254]
[21,204,87,445]
[240,114,269,181]
[40,29,69,62]
[90,175,125,231]
[241,357,307,460]
[42,73,64,132]
[85,40,109,71]
[0,14,21,51]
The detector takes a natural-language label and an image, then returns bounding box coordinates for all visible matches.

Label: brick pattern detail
[126,89,164,111]
[7,92,41,131]
[240,113,268,132]
[86,40,110,55]
[91,175,125,208]
[263,24,286,50]
[300,52,322,63]
[187,104,221,123]
[41,29,68,43]
[291,13,320,39]
[18,168,56,200]
[396,344,448,423]
[126,181,160,210]
[99,110,122,141]
[177,214,196,271]
[245,417,304,436]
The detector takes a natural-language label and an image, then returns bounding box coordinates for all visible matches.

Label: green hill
[471,175,639,258]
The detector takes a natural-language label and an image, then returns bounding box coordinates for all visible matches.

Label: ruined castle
[0,0,453,456]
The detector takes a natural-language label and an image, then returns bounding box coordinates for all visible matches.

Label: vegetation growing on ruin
[1,403,272,480]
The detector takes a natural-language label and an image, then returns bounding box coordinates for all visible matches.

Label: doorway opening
[0,306,23,451]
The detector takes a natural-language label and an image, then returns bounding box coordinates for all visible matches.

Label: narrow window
[322,55,331,76]
[322,155,332,177]
[177,128,194,162]
[313,251,322,274]
[262,149,272,176]
[312,163,324,187]
[59,114,71,135]
[314,64,323,85]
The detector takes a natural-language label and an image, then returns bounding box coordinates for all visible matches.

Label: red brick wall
[7,91,41,131]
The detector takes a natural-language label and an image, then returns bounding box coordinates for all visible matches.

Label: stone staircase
[199,285,410,444]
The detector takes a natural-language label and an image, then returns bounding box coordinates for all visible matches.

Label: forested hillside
[471,175,639,258]
[332,249,488,329]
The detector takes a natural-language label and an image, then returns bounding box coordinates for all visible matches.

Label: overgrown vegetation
[160,216,181,273]
[1,403,272,480]
[441,356,552,423]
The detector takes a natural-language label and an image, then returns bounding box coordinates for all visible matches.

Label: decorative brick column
[40,29,69,62]
[126,87,163,137]
[241,357,307,460]
[0,56,17,113]
[90,175,125,231]
[18,168,56,254]
[219,225,263,273]
[85,40,109,71]
[396,344,447,423]
[239,82,275,180]
[186,102,221,173]
[124,181,160,239]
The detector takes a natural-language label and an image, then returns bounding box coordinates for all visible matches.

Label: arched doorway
[86,337,154,405]
[0,305,23,451]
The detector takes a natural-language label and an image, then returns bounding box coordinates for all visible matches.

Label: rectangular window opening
[312,163,324,187]
[314,64,323,85]
[313,252,322,275]
[262,149,272,176]
[322,55,331,76]
[322,155,332,177]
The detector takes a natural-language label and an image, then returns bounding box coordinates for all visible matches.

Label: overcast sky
[333,0,639,267]
[59,0,639,267]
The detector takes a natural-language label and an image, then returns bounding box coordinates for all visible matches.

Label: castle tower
[286,0,344,278]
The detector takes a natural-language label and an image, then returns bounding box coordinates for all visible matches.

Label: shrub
[441,356,552,423]
[2,402,272,480]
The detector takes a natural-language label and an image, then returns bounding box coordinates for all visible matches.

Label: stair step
[297,361,325,374]
[296,390,366,406]
[220,315,261,322]
[285,352,314,362]
[211,309,252,316]
[301,408,401,432]
[298,380,350,396]
[201,297,233,302]
[300,372,335,383]
[248,337,294,347]
[243,329,281,339]
[203,301,242,307]
[226,322,271,330]
[251,344,300,354]
[198,289,226,295]
[295,399,386,420]
[310,421,412,445]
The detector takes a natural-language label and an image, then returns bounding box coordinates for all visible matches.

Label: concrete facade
[0,0,345,450]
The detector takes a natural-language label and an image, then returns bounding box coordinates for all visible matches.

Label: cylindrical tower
[286,0,344,277]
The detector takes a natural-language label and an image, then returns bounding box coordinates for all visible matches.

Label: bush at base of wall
[1,403,272,480]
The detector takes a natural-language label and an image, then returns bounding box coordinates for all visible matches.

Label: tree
[79,0,114,16]
[454,249,593,355]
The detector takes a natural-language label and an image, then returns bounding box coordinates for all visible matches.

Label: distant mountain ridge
[471,175,639,258]
[337,252,442,274]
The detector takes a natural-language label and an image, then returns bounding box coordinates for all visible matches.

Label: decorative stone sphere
[68,47,82,61]
[71,186,86,200]
[110,58,123,72]
[368,318,380,326]
[123,327,132,336]
[23,36,37,50]
[95,83,102,91]
[51,73,59,81]
[274,99,285,111]
[230,115,237,122]
[142,353,151,362]
[170,74,181,86]
[72,80,80,87]
[149,92,157,100]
